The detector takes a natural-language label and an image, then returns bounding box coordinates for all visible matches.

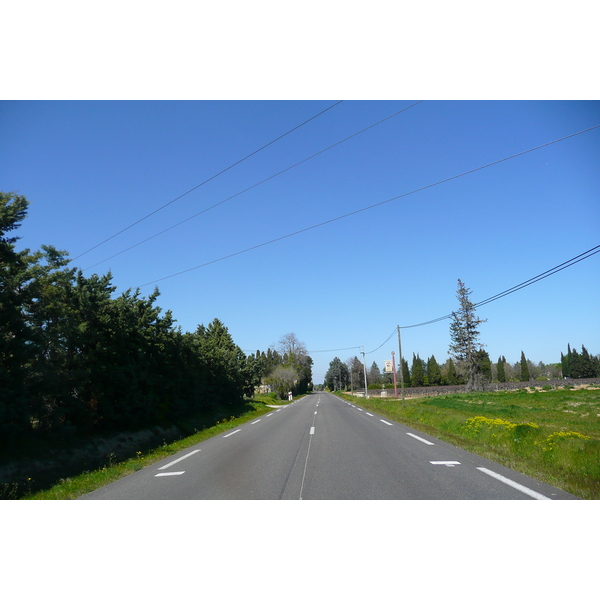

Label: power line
[363,243,600,353]
[71,101,344,262]
[272,245,599,361]
[137,123,600,289]
[473,244,600,309]
[307,346,362,354]
[82,101,423,272]
[365,329,397,354]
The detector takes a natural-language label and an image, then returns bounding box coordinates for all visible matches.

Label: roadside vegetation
[1,192,312,499]
[16,394,291,500]
[339,384,600,499]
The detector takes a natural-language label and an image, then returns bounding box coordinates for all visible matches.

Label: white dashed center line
[155,471,185,477]
[223,429,241,438]
[158,449,200,470]
[407,432,435,445]
[380,420,393,426]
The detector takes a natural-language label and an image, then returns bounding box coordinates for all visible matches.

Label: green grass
[21,397,286,500]
[340,386,600,499]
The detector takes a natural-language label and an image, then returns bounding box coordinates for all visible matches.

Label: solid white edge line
[477,467,552,500]
[406,432,435,445]
[155,471,185,477]
[158,449,200,470]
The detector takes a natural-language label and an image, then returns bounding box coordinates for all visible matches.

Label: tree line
[1,192,261,450]
[323,279,598,391]
[248,333,313,399]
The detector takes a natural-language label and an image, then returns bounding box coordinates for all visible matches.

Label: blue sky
[2,100,598,382]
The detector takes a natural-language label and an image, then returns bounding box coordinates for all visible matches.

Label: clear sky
[2,100,598,382]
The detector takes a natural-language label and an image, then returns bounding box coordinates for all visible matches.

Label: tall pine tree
[448,279,487,390]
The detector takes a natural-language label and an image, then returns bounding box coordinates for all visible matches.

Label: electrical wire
[473,244,600,309]
[82,101,423,272]
[136,123,600,289]
[365,328,397,354]
[307,346,362,354]
[71,101,344,262]
[361,243,600,353]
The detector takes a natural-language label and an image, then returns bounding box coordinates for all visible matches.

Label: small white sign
[384,360,393,372]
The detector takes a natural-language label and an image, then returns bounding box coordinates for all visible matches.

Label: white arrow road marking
[224,429,241,438]
[477,467,551,500]
[158,449,200,470]
[407,432,435,445]
[155,471,185,477]
[430,461,460,467]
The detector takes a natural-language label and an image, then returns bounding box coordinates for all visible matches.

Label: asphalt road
[80,392,580,500]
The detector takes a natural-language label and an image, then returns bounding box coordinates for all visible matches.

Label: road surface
[80,392,579,500]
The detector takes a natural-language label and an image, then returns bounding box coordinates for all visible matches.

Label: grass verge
[20,396,289,500]
[339,386,600,499]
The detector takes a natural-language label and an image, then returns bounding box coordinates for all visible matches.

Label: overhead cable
[71,100,344,262]
[137,123,600,289]
[83,101,423,272]
[362,242,600,353]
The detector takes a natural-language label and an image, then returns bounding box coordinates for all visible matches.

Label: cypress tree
[427,355,442,386]
[446,358,458,385]
[401,357,411,387]
[520,351,530,382]
[411,353,425,387]
[497,356,506,383]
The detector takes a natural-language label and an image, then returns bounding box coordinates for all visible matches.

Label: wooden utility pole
[397,326,405,407]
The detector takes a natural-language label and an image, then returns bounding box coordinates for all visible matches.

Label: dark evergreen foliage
[497,356,506,382]
[411,353,425,387]
[520,351,530,382]
[325,357,349,390]
[562,344,600,379]
[427,355,442,386]
[0,192,255,450]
